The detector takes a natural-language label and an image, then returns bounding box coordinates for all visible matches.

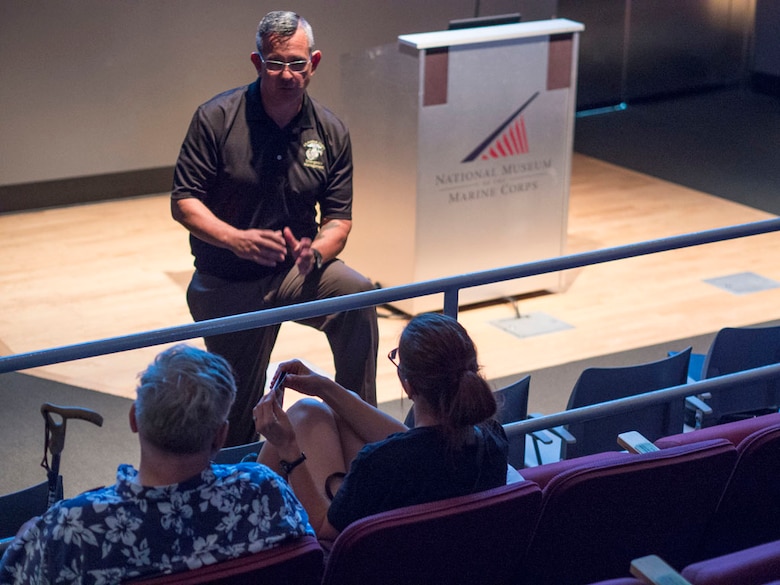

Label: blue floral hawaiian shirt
[0,462,314,584]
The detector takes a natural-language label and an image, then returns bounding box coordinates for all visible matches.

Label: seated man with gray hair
[0,344,313,584]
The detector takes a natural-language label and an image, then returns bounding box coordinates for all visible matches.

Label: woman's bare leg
[258,398,364,496]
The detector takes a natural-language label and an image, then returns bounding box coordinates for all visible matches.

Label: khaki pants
[187,259,378,446]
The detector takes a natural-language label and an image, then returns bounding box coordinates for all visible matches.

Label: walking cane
[40,403,104,508]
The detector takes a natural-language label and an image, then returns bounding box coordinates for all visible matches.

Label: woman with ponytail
[252,313,509,543]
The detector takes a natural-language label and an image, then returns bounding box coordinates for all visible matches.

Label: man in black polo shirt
[171,10,378,446]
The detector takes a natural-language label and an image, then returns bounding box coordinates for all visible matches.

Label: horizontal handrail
[1,217,780,374]
[503,362,780,438]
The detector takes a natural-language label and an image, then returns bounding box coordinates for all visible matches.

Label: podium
[340,19,584,314]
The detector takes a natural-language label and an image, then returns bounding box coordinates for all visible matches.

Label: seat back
[405,375,531,468]
[321,480,542,585]
[493,375,531,468]
[655,411,780,449]
[698,423,780,559]
[563,348,691,459]
[125,535,323,584]
[0,477,62,541]
[682,538,780,585]
[213,440,265,465]
[492,375,531,423]
[700,325,780,424]
[521,450,629,490]
[524,439,738,585]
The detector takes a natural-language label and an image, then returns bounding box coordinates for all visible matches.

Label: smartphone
[271,371,287,407]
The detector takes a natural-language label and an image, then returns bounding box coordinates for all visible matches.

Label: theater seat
[698,423,780,559]
[685,325,780,427]
[523,439,737,585]
[321,480,542,585]
[556,348,692,459]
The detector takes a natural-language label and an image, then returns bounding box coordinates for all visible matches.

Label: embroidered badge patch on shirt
[303,139,326,170]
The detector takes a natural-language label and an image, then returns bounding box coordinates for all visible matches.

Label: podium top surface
[398,18,584,50]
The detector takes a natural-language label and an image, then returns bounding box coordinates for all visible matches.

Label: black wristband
[280,452,307,475]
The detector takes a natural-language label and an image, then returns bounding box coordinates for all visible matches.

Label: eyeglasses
[387,347,400,368]
[260,55,310,73]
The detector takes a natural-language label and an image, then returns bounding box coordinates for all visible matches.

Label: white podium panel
[340,19,584,314]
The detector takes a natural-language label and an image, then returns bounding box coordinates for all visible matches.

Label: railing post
[443,288,459,319]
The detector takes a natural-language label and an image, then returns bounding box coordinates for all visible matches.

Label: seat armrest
[529,430,553,444]
[684,394,712,414]
[529,413,577,444]
[617,431,660,454]
[631,555,692,585]
[525,420,555,445]
[0,536,14,556]
[684,394,713,429]
[526,413,574,466]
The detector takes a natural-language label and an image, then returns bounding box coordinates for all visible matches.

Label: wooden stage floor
[2,154,779,417]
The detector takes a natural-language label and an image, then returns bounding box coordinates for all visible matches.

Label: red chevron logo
[479,117,529,160]
[462,91,538,163]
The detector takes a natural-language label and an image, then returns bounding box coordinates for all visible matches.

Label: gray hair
[134,344,236,454]
[256,10,315,54]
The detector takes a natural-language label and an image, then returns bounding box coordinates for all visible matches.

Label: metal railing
[503,362,780,440]
[3,218,780,441]
[2,217,780,376]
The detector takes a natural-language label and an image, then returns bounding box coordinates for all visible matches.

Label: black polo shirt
[172,80,353,281]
